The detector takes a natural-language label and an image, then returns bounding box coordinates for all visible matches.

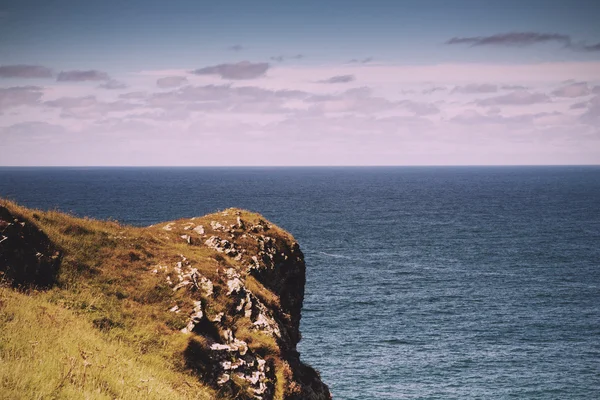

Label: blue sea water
[1,166,599,399]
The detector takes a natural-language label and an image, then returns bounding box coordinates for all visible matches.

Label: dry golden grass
[245,276,281,311]
[0,287,215,400]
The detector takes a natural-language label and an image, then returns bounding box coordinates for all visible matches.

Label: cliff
[0,200,331,400]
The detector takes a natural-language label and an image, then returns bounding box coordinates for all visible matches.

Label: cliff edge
[0,200,331,400]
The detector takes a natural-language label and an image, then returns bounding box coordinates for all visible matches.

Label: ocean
[1,166,599,399]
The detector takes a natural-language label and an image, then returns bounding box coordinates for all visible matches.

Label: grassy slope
[0,288,213,400]
[0,199,296,400]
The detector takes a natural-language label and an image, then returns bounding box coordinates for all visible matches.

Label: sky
[1,0,600,166]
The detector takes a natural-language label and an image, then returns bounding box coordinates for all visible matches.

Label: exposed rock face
[154,210,331,400]
[0,206,61,287]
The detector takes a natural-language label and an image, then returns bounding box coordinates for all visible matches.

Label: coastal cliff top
[0,199,331,400]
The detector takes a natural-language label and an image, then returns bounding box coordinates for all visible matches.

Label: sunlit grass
[0,288,215,400]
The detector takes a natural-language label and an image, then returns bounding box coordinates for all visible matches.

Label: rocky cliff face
[0,202,331,400]
[152,210,331,400]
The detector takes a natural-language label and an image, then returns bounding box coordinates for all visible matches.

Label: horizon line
[1,164,599,168]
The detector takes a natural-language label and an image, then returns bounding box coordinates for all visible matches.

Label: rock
[217,373,230,385]
[197,275,214,297]
[236,292,253,318]
[210,221,224,231]
[210,343,232,351]
[211,312,224,322]
[172,280,191,291]
[181,234,192,244]
[181,300,204,334]
[236,216,245,229]
[0,206,61,288]
[204,236,239,257]
[227,278,243,295]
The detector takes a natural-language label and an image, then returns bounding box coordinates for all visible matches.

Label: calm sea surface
[1,166,599,399]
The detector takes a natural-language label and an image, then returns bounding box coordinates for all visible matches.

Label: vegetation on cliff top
[0,199,330,400]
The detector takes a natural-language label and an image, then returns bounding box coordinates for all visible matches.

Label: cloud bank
[270,54,304,62]
[318,75,355,84]
[156,76,189,88]
[191,62,269,80]
[98,80,128,90]
[446,32,571,47]
[446,32,600,52]
[0,86,44,111]
[0,65,53,78]
[2,61,599,165]
[57,70,110,82]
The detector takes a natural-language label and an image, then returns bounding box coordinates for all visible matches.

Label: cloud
[191,61,269,80]
[0,86,44,111]
[5,68,599,165]
[452,83,498,94]
[452,84,527,93]
[450,109,537,126]
[476,90,550,106]
[228,45,244,51]
[270,54,304,62]
[580,95,600,124]
[267,114,434,145]
[45,96,98,109]
[0,121,67,140]
[57,70,110,82]
[305,87,396,114]
[98,79,128,90]
[501,84,528,90]
[0,64,53,78]
[399,100,440,116]
[446,32,571,47]
[156,76,189,88]
[131,108,191,121]
[552,82,590,98]
[44,95,138,119]
[422,86,447,94]
[581,42,600,52]
[318,75,355,84]
[446,32,600,52]
[451,109,501,125]
[2,121,61,135]
[134,83,395,116]
[144,84,309,114]
[348,57,373,64]
[486,107,502,115]
[119,91,147,99]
